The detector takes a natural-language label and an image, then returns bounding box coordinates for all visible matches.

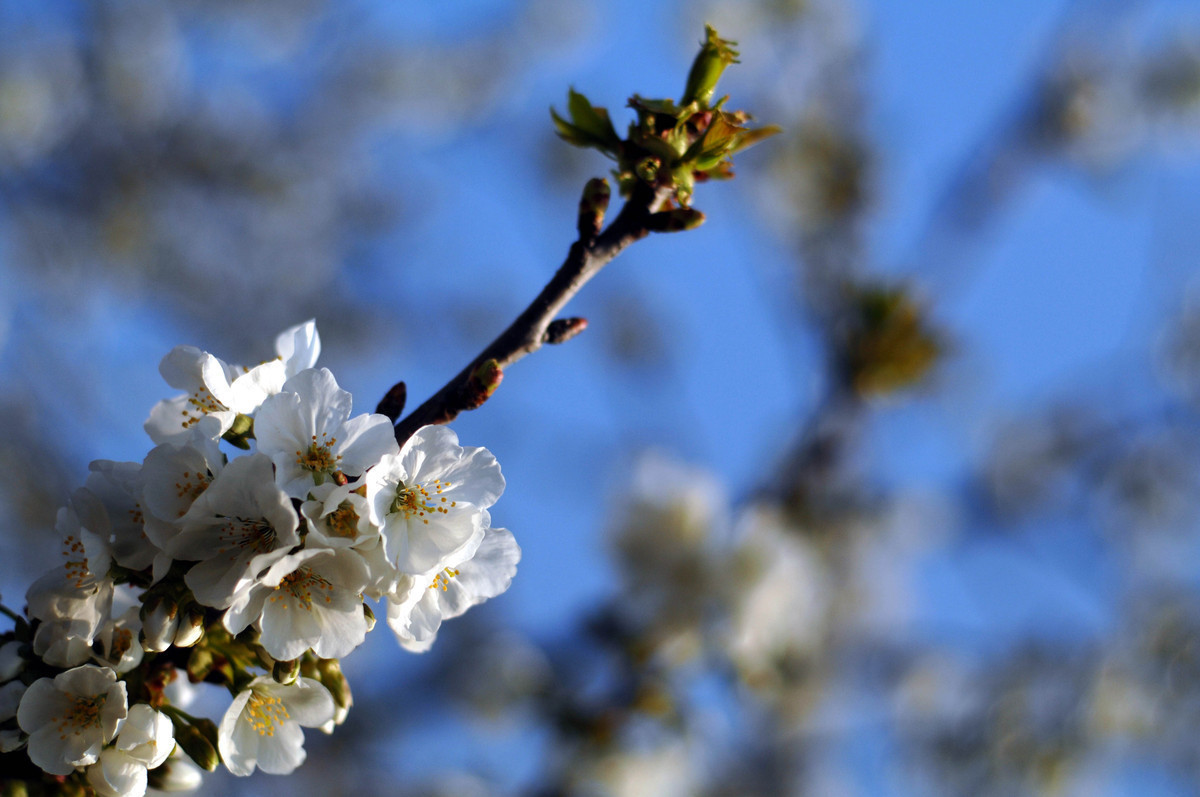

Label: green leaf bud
[682,25,740,107]
[173,718,221,772]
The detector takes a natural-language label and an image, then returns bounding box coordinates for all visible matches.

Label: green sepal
[222,413,254,450]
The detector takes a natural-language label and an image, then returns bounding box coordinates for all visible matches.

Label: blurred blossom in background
[6,0,1200,794]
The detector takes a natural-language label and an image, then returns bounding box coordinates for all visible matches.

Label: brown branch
[392,179,673,445]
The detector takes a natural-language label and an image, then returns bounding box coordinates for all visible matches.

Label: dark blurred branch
[392,179,672,444]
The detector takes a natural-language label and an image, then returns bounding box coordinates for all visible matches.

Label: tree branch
[392,179,674,445]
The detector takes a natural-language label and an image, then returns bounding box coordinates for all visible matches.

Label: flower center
[296,434,340,480]
[428,567,460,591]
[181,389,226,430]
[389,480,456,525]
[218,518,277,554]
[245,691,290,737]
[59,694,106,734]
[275,568,334,610]
[60,534,95,589]
[174,470,211,510]
[327,501,360,539]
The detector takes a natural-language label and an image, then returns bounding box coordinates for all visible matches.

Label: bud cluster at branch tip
[550,25,780,207]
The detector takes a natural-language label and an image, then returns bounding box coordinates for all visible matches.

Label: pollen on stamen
[245,691,291,737]
[429,567,461,591]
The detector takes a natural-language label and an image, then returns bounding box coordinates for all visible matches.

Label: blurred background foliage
[5,0,1200,794]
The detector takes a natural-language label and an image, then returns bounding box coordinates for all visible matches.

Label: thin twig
[392,180,673,445]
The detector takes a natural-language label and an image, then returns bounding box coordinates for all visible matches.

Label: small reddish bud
[376,380,407,422]
[543,317,589,345]
[577,178,611,241]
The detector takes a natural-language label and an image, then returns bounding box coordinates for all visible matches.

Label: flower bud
[2,778,30,797]
[173,605,206,648]
[141,595,179,653]
[646,208,706,233]
[577,177,611,240]
[147,753,206,792]
[171,719,220,772]
[315,658,352,733]
[273,658,301,685]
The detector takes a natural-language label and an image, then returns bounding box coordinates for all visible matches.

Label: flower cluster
[0,321,520,792]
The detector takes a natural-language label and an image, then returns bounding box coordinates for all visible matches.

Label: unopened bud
[141,596,179,653]
[646,208,706,233]
[543,317,589,345]
[577,178,611,240]
[222,412,254,450]
[462,359,503,410]
[186,646,216,683]
[2,779,29,797]
[172,720,220,772]
[375,380,407,422]
[147,754,206,792]
[315,658,353,732]
[273,658,301,685]
[635,157,661,184]
[173,605,206,648]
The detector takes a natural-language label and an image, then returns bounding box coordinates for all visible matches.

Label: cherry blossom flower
[387,526,520,652]
[82,462,157,572]
[300,481,380,550]
[139,437,225,580]
[169,454,299,609]
[218,676,334,777]
[368,425,505,575]
[17,664,128,776]
[224,547,371,660]
[144,320,322,446]
[86,703,174,797]
[26,503,114,667]
[254,367,397,498]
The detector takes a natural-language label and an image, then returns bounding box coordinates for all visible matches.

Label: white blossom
[0,639,24,682]
[368,425,505,575]
[139,438,225,580]
[26,503,114,667]
[144,321,322,446]
[86,703,174,797]
[218,676,334,777]
[93,606,145,674]
[82,461,157,572]
[273,319,322,378]
[254,367,397,498]
[0,680,27,753]
[149,749,205,792]
[300,481,380,551]
[224,547,370,660]
[17,664,128,775]
[387,526,520,653]
[169,454,300,609]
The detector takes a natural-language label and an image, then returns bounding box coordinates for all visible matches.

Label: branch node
[460,359,504,411]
